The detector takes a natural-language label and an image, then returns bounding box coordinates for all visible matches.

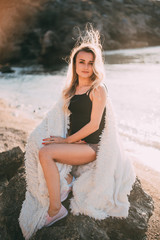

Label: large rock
[0,164,25,240]
[0,146,24,181]
[0,147,154,240]
[31,178,154,240]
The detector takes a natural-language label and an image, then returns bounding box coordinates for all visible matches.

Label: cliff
[0,0,160,67]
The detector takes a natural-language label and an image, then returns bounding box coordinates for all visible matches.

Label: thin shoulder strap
[86,83,108,96]
[86,87,93,96]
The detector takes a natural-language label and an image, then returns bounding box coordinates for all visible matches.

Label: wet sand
[0,98,160,240]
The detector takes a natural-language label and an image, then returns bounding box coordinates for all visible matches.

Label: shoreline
[1,45,160,71]
[0,98,160,239]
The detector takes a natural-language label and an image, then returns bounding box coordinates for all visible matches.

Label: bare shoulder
[90,84,107,101]
[95,84,107,95]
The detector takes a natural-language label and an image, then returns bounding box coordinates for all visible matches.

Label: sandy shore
[0,98,160,240]
[0,98,39,152]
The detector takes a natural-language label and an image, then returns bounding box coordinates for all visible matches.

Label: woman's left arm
[43,85,107,144]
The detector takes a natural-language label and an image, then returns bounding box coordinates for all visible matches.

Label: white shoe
[61,176,75,202]
[45,205,68,227]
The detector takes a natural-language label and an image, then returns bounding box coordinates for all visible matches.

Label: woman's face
[75,51,94,80]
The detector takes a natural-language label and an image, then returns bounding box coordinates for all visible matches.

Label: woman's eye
[79,61,84,64]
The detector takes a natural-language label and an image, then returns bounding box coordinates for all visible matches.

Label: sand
[0,98,39,152]
[0,98,160,240]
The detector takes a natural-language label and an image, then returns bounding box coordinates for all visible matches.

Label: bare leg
[44,143,96,165]
[39,151,61,217]
[39,143,96,217]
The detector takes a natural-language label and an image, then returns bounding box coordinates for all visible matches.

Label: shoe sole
[45,210,68,227]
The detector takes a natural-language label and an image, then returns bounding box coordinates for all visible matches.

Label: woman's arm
[65,84,107,143]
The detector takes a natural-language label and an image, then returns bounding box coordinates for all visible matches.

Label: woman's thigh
[40,143,96,165]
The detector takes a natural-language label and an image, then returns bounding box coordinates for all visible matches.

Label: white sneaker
[61,176,75,202]
[45,205,68,227]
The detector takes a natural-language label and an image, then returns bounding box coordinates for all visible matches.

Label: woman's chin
[79,74,92,79]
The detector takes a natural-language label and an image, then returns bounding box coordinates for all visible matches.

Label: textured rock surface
[0,147,154,240]
[0,0,160,66]
[0,146,24,181]
[0,165,25,240]
[0,127,27,153]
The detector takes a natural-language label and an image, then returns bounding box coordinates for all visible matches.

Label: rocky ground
[0,99,160,239]
[0,0,160,67]
[134,161,160,240]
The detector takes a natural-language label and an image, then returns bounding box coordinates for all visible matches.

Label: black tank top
[68,88,106,144]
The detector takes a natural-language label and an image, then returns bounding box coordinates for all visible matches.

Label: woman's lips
[82,71,89,73]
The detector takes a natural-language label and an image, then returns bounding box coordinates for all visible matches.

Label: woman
[40,43,107,226]
[19,26,135,239]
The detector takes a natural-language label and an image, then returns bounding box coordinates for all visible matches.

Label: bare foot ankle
[66,174,73,185]
[48,206,61,217]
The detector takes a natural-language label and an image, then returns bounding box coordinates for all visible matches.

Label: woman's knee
[39,145,53,163]
[39,147,46,163]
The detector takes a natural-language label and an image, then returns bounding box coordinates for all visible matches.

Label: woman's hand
[42,136,86,145]
[74,140,86,144]
[42,136,66,145]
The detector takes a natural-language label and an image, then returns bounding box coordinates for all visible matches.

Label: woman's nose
[84,64,88,69]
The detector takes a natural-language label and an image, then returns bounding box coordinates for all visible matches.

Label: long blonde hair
[62,24,105,113]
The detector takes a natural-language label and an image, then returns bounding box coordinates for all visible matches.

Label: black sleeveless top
[68,88,106,144]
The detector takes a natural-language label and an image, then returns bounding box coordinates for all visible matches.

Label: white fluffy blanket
[19,96,136,239]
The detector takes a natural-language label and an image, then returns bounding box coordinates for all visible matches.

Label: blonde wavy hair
[62,24,105,113]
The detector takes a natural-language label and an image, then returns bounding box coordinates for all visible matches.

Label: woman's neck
[78,77,92,87]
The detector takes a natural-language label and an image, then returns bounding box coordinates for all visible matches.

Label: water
[0,46,160,171]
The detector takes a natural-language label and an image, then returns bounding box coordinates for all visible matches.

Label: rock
[0,64,14,73]
[0,147,24,181]
[31,179,153,240]
[0,165,25,240]
[0,147,154,240]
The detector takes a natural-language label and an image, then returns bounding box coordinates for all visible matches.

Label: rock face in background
[0,0,160,67]
[0,146,154,240]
